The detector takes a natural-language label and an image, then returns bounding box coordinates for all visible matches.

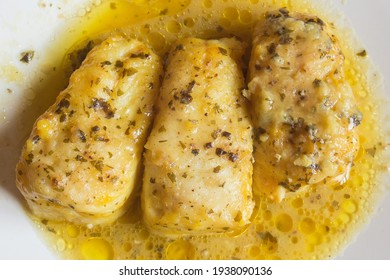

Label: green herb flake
[222,131,232,140]
[349,112,363,128]
[167,172,176,183]
[91,98,115,119]
[228,152,239,162]
[279,35,292,45]
[20,51,35,63]
[32,135,41,144]
[211,129,221,139]
[117,89,125,96]
[357,50,367,57]
[93,160,104,172]
[122,68,137,77]
[179,141,186,149]
[160,8,168,15]
[158,125,166,133]
[59,114,67,123]
[313,79,322,88]
[91,126,100,133]
[267,43,276,55]
[100,61,112,67]
[68,41,94,71]
[75,155,87,162]
[95,136,109,142]
[175,44,184,51]
[25,153,34,164]
[115,60,124,68]
[213,103,223,113]
[131,52,150,59]
[218,47,228,56]
[366,147,377,157]
[216,148,227,156]
[77,129,87,143]
[204,142,213,149]
[174,81,195,105]
[279,181,301,192]
[55,97,70,114]
[168,100,175,111]
[47,165,55,173]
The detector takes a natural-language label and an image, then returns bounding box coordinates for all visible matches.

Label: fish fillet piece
[247,9,361,201]
[142,37,254,235]
[16,36,162,224]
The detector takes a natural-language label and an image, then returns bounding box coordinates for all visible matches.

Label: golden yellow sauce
[29,0,387,260]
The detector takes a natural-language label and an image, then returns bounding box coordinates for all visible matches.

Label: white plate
[0,0,389,260]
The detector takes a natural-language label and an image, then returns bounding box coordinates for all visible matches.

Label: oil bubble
[166,239,196,260]
[275,213,293,232]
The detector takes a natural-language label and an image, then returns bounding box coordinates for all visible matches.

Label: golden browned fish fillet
[142,37,254,235]
[16,36,162,224]
[247,9,361,201]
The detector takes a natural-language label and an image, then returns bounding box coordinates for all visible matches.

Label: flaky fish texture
[247,9,361,201]
[142,37,254,235]
[16,36,162,224]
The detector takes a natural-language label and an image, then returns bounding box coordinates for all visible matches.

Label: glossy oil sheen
[29,0,386,260]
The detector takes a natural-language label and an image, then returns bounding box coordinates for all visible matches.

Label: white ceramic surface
[0,0,389,260]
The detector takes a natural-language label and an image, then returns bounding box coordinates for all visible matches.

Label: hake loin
[16,36,163,224]
[142,37,255,235]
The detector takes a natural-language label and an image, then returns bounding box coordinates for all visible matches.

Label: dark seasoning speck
[20,50,35,63]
